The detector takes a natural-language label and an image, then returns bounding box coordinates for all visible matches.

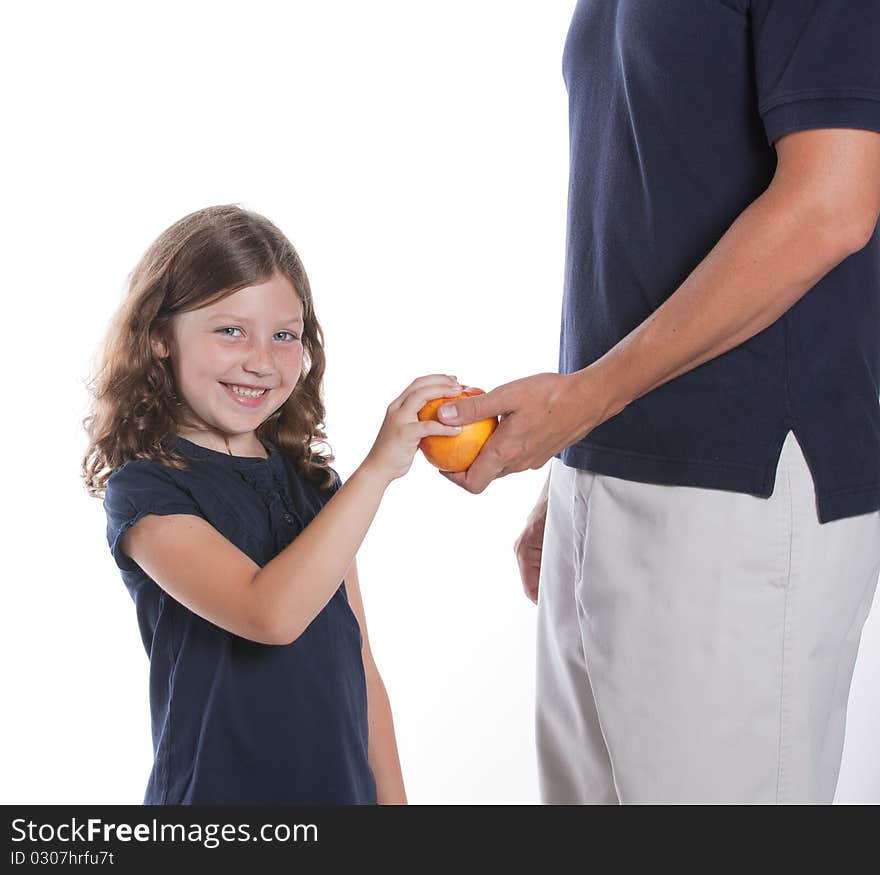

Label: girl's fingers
[387,374,459,412]
[415,420,463,438]
[398,381,464,419]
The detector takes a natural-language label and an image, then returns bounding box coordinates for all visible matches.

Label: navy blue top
[103,434,376,805]
[557,0,880,523]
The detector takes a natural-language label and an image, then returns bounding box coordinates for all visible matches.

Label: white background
[3,0,878,804]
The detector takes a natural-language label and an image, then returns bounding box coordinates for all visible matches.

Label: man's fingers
[437,444,503,493]
[439,469,466,486]
[517,554,541,604]
[439,469,490,493]
[436,386,503,425]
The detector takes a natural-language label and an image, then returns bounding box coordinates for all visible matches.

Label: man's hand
[514,478,550,604]
[435,371,609,493]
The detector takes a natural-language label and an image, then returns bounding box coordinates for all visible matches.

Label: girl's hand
[363,375,464,484]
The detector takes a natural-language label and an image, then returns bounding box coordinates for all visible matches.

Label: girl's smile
[220,381,273,408]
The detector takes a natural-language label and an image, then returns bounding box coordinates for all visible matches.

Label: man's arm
[589,127,880,421]
[437,127,880,493]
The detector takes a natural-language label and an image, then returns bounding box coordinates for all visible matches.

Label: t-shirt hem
[559,442,773,496]
[557,444,880,525]
[815,484,880,525]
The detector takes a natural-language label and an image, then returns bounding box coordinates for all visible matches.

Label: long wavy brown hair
[82,203,335,498]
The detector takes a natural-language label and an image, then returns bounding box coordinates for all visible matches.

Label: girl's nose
[243,343,275,375]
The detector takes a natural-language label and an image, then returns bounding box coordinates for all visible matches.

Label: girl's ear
[150,334,169,359]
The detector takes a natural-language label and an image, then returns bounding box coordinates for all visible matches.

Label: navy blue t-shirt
[103,434,376,805]
[557,0,880,523]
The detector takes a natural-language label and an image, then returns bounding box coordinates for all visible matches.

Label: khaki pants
[536,431,880,804]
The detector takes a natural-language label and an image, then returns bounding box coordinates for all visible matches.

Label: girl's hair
[82,203,335,498]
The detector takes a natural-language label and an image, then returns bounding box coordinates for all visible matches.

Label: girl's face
[154,271,305,445]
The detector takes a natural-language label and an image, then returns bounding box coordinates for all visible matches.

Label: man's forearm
[581,187,867,424]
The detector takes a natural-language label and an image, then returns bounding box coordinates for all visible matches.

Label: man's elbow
[843,211,880,254]
[813,201,879,260]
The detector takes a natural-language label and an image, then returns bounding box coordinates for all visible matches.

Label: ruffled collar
[162,433,280,467]
[162,433,307,526]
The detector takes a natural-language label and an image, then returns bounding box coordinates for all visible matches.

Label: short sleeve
[328,466,342,494]
[103,460,206,573]
[751,0,880,146]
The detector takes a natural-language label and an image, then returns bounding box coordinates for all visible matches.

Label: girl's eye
[216,327,300,341]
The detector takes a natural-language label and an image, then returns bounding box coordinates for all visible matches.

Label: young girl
[81,203,464,805]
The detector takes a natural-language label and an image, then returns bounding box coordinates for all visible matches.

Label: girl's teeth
[228,384,266,397]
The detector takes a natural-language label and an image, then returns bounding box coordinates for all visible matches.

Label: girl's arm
[344,557,407,805]
[120,375,463,646]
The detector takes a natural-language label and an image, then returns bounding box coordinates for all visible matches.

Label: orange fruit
[418,388,499,472]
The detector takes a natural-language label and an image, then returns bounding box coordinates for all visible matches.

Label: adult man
[437,0,880,803]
